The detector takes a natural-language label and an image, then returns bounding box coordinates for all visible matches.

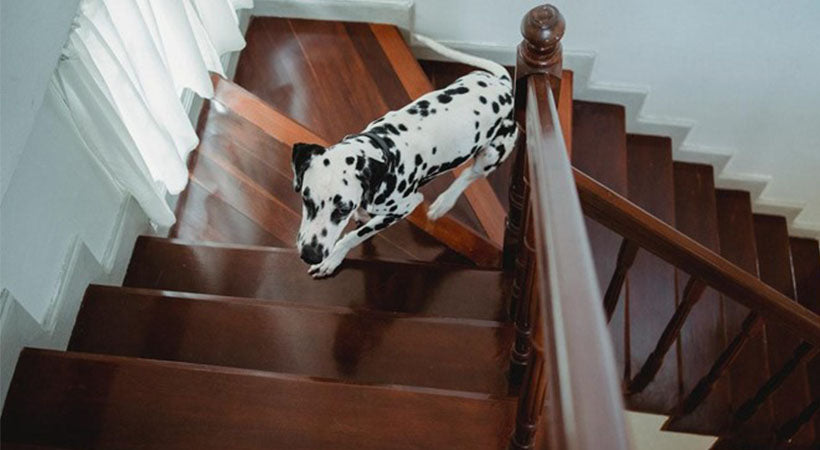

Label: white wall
[1,0,82,200]
[0,2,155,405]
[410,0,820,235]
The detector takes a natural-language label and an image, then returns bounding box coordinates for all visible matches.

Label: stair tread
[789,237,820,443]
[233,17,486,239]
[664,162,730,434]
[1,348,515,450]
[749,215,815,444]
[712,190,775,436]
[70,285,513,395]
[175,94,473,265]
[124,236,508,321]
[571,100,629,381]
[623,134,679,414]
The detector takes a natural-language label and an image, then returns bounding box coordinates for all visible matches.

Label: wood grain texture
[70,285,513,395]
[662,162,730,433]
[1,349,516,450]
[789,237,820,443]
[571,100,629,381]
[714,190,773,436]
[233,17,507,250]
[125,236,509,321]
[750,215,815,445]
[574,168,820,347]
[623,134,680,414]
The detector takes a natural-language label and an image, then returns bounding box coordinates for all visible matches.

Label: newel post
[503,4,565,274]
[506,5,564,450]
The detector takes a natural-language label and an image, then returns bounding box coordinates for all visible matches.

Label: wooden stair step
[234,17,506,250]
[571,100,629,377]
[622,134,679,414]
[124,236,509,321]
[744,215,815,445]
[658,162,729,434]
[713,191,775,435]
[176,91,476,266]
[788,237,820,443]
[69,285,513,395]
[1,348,515,449]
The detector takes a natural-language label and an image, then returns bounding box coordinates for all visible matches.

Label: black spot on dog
[473,110,480,115]
[398,164,405,175]
[492,102,499,113]
[408,108,418,115]
[304,197,318,220]
[444,86,469,95]
[479,96,487,104]
[398,124,407,132]
[355,157,365,170]
[437,94,452,104]
[357,226,373,237]
[477,81,487,87]
[343,179,348,186]
[415,154,423,165]
[389,205,398,212]
[321,228,327,237]
[323,158,330,166]
[432,147,437,154]
[431,108,437,114]
[397,180,406,192]
[384,124,400,135]
[475,121,480,129]
[346,156,354,165]
[474,132,481,143]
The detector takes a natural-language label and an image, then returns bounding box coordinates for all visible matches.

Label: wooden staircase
[2,8,819,450]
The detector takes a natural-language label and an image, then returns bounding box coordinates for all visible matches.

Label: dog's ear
[292,143,325,192]
[356,156,387,206]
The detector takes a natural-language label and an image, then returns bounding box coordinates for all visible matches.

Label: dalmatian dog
[292,35,518,278]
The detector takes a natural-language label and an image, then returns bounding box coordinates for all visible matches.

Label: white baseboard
[252,0,414,30]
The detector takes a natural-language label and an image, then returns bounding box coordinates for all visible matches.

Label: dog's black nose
[300,245,323,264]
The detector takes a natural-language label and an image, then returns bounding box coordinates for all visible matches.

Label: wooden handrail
[525,73,630,450]
[573,169,820,346]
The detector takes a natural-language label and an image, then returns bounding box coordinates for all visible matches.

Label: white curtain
[53,0,252,227]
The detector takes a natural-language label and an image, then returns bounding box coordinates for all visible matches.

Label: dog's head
[292,142,385,265]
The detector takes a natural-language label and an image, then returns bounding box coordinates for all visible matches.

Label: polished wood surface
[750,215,815,444]
[573,168,820,347]
[622,134,680,414]
[1,349,516,450]
[70,285,513,395]
[664,162,730,433]
[713,190,773,434]
[234,17,507,249]
[571,100,629,378]
[524,73,629,450]
[125,236,509,321]
[789,237,820,441]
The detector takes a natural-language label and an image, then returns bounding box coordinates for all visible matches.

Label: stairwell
[2,11,818,450]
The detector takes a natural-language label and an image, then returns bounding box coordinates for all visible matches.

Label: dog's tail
[413,34,508,80]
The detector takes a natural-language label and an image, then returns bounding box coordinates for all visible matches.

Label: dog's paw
[427,195,454,221]
[308,254,344,279]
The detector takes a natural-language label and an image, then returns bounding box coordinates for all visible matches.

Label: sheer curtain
[53,0,252,227]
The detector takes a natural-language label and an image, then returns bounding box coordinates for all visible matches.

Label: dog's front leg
[309,193,423,278]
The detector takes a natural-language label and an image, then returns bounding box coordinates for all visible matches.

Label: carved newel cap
[520,4,565,57]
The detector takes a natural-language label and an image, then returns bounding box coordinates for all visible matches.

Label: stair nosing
[19,348,516,403]
[80,284,509,329]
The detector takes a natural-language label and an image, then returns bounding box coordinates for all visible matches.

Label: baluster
[775,399,820,444]
[511,285,548,450]
[510,205,537,386]
[628,277,707,394]
[668,311,763,422]
[731,341,816,426]
[603,239,639,321]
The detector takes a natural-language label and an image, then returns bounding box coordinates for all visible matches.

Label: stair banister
[509,5,630,449]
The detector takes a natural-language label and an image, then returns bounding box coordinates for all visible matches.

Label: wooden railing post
[504,4,565,274]
[508,5,565,449]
